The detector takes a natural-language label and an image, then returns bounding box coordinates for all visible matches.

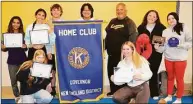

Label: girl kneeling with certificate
[111,41,152,103]
[16,50,53,103]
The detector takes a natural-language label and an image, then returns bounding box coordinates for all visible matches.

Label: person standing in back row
[47,3,64,97]
[105,2,138,96]
[137,10,166,99]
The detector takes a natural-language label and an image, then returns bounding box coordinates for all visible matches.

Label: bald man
[105,3,138,96]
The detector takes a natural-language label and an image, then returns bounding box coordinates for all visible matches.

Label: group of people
[105,2,191,104]
[1,2,192,104]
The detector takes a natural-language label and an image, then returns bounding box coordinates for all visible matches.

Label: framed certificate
[113,67,133,83]
[3,33,23,48]
[30,29,49,44]
[31,62,52,79]
[152,35,166,46]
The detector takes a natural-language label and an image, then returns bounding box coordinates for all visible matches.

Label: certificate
[114,67,133,83]
[31,62,52,78]
[152,35,166,46]
[30,29,49,44]
[3,33,23,48]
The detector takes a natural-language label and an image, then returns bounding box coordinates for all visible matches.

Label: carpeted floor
[1,96,192,103]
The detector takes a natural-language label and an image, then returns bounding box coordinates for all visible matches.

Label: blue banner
[54,21,104,103]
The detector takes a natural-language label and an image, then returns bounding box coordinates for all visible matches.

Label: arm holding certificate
[112,41,152,104]
[3,33,23,48]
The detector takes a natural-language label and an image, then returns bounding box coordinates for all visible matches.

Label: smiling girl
[1,16,27,103]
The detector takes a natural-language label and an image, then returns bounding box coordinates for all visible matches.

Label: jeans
[21,89,53,103]
[8,64,20,97]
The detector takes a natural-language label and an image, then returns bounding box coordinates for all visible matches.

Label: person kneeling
[111,41,152,104]
[16,50,53,103]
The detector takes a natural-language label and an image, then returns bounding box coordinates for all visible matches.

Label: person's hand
[133,73,142,80]
[110,75,114,82]
[22,44,27,48]
[32,44,44,49]
[44,20,54,34]
[47,53,52,60]
[28,75,34,81]
[1,44,6,49]
[154,43,160,50]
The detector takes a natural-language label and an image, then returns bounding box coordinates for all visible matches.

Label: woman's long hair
[121,41,148,68]
[140,10,162,26]
[167,12,183,35]
[7,16,24,34]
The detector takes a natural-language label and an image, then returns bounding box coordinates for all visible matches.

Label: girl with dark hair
[25,8,56,60]
[155,12,192,103]
[79,3,95,20]
[137,10,166,99]
[16,50,53,103]
[1,16,27,103]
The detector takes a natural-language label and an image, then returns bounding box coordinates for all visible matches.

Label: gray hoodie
[156,24,192,61]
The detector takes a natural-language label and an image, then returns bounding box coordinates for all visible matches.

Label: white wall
[1,2,192,86]
[179,2,192,83]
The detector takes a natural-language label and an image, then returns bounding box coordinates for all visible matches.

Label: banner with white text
[54,21,104,103]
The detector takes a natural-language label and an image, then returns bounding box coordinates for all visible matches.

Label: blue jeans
[21,89,53,103]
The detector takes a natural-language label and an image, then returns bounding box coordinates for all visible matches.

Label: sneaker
[17,98,22,103]
[172,99,182,104]
[15,97,20,103]
[164,96,172,102]
[153,96,159,100]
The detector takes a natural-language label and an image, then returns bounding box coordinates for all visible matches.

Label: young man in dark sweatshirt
[105,3,138,96]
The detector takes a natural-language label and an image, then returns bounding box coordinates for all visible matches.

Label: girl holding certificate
[25,8,56,60]
[137,10,166,99]
[1,16,27,103]
[16,50,53,103]
[79,3,95,21]
[112,41,152,103]
[155,12,192,104]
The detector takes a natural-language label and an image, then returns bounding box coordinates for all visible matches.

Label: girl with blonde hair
[16,50,53,103]
[112,41,152,103]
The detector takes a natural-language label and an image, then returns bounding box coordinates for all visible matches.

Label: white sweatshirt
[115,57,152,87]
[156,24,192,61]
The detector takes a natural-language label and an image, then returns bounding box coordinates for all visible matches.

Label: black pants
[148,54,162,97]
[107,55,125,94]
[27,47,47,60]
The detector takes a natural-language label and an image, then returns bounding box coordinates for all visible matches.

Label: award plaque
[168,37,180,47]
[152,35,166,46]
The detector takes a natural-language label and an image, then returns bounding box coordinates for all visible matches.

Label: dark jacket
[17,68,50,95]
[137,23,166,66]
[105,16,138,56]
